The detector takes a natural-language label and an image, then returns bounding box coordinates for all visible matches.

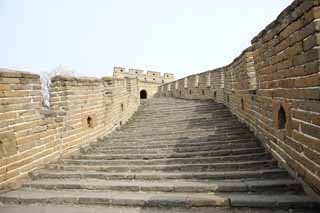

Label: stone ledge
[0,69,40,79]
[51,75,101,83]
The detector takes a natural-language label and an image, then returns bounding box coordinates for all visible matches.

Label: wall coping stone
[0,69,40,79]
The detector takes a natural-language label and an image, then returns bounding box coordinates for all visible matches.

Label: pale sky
[0,0,293,79]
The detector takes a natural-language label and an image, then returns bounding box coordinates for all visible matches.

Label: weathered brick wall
[251,0,320,195]
[0,70,139,187]
[158,0,320,196]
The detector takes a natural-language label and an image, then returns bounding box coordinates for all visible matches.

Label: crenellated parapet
[113,67,174,84]
[114,67,174,99]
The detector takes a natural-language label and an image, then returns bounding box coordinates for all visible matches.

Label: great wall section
[0,0,320,212]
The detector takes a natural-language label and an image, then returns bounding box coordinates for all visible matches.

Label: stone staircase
[0,98,319,212]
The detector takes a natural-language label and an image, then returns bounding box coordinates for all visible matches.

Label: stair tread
[47,160,277,172]
[23,178,300,190]
[0,189,317,209]
[1,205,318,213]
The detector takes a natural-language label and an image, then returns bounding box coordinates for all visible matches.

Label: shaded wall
[158,0,320,195]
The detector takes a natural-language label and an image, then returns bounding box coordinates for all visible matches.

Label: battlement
[113,67,174,84]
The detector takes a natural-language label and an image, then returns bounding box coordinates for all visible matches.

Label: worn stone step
[107,131,253,140]
[100,136,258,145]
[46,160,277,173]
[75,147,265,160]
[0,189,317,210]
[105,135,256,144]
[128,109,231,116]
[65,153,271,166]
[111,129,251,139]
[126,115,233,121]
[0,190,228,208]
[121,122,244,130]
[30,169,289,181]
[85,142,261,155]
[227,194,319,209]
[102,136,258,148]
[115,127,248,136]
[121,124,243,132]
[125,112,234,119]
[130,108,227,115]
[23,179,302,194]
[90,139,259,150]
[110,125,249,133]
[2,206,318,213]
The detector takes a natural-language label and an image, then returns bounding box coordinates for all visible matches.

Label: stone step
[46,160,277,173]
[119,119,242,127]
[75,147,265,160]
[23,179,302,194]
[0,190,228,208]
[103,136,257,147]
[117,125,247,133]
[2,206,318,213]
[130,107,229,113]
[89,139,259,150]
[99,136,258,145]
[131,107,226,114]
[128,115,229,121]
[105,134,255,143]
[106,131,254,140]
[130,111,232,116]
[30,169,289,181]
[65,153,271,166]
[112,128,250,138]
[85,141,260,155]
[121,120,241,128]
[0,189,317,210]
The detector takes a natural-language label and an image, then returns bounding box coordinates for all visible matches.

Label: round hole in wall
[278,106,287,130]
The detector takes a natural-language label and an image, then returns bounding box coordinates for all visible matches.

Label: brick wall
[0,70,139,187]
[158,0,320,196]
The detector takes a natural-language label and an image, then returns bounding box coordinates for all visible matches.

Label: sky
[0,0,293,79]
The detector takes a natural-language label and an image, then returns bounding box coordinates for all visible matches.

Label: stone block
[0,131,17,158]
